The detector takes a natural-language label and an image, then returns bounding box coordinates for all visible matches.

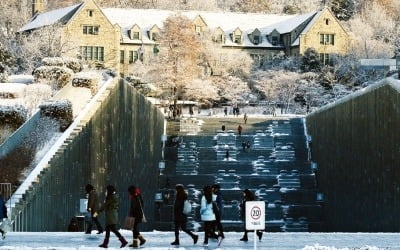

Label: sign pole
[254,229,257,250]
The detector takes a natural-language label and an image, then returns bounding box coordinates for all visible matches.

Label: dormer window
[129,24,142,40]
[271,36,278,45]
[215,34,224,43]
[195,25,202,34]
[234,35,241,44]
[132,32,140,40]
[151,32,158,41]
[148,25,160,41]
[253,35,260,45]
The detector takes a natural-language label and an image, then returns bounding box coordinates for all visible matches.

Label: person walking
[0,193,7,239]
[237,124,243,136]
[170,184,199,246]
[223,107,227,116]
[243,113,248,124]
[239,189,263,242]
[212,184,224,245]
[127,185,146,248]
[200,186,216,246]
[98,185,128,248]
[85,184,103,234]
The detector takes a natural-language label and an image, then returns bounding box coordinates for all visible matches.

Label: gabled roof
[19,3,83,32]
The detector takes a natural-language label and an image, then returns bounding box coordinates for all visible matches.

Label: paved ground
[1,231,400,249]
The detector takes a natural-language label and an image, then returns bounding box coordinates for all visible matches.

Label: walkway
[0,231,398,249]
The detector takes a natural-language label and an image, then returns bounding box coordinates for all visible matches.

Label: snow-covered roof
[102,8,317,47]
[19,2,320,48]
[19,3,83,32]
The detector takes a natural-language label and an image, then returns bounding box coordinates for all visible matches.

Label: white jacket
[200,195,216,221]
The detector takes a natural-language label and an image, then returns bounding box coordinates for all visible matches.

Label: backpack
[183,200,192,215]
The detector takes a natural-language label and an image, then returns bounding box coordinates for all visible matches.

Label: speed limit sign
[245,201,265,230]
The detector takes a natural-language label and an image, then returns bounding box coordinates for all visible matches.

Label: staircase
[154,117,323,232]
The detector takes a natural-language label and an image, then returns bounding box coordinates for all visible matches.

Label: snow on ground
[0,231,399,250]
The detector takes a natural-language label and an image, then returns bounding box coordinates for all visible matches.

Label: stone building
[21,0,349,75]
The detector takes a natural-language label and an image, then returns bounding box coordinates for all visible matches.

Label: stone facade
[24,0,350,75]
[299,9,349,59]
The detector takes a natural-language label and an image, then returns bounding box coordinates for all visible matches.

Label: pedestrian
[0,193,7,239]
[243,113,248,124]
[128,185,146,248]
[225,149,230,160]
[200,186,216,246]
[246,141,251,150]
[212,184,224,244]
[242,141,246,151]
[221,124,226,131]
[170,184,199,246]
[237,124,243,136]
[239,189,263,242]
[223,107,227,116]
[236,107,240,116]
[85,184,104,234]
[98,185,128,248]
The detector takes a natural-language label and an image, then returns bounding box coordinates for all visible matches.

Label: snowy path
[0,231,399,249]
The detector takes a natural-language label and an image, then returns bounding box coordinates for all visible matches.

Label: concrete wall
[11,79,164,231]
[306,78,400,232]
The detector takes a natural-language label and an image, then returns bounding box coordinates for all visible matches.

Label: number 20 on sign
[245,201,265,230]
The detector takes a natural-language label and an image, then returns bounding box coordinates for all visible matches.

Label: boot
[119,236,128,248]
[239,233,248,242]
[138,235,146,246]
[99,238,109,248]
[257,231,263,241]
[129,239,139,248]
[192,234,198,244]
[170,240,180,245]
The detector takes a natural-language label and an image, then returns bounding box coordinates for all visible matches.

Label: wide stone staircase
[154,117,323,232]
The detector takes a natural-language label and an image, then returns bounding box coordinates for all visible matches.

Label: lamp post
[396,53,400,79]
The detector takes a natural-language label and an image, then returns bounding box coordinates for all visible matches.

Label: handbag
[123,216,135,230]
[139,198,147,223]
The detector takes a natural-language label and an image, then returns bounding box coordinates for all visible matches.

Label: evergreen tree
[300,48,322,73]
[329,0,355,21]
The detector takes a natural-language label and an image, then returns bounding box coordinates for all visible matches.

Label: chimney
[32,0,45,17]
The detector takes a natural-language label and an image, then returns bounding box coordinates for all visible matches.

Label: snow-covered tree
[231,0,270,13]
[184,79,219,107]
[157,14,203,108]
[329,0,356,21]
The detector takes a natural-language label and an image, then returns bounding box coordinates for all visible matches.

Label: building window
[87,10,94,17]
[319,53,331,65]
[83,25,99,35]
[271,36,278,45]
[195,25,202,34]
[80,46,104,61]
[234,35,241,44]
[120,50,125,64]
[215,34,223,43]
[129,51,138,63]
[151,32,158,41]
[325,19,329,25]
[320,34,335,45]
[131,32,140,40]
[253,35,260,44]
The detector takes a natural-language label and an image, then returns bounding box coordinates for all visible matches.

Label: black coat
[173,195,187,222]
[129,194,144,223]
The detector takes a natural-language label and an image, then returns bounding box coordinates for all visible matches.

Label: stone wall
[11,79,165,231]
[306,78,400,232]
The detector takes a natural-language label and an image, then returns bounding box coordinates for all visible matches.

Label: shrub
[42,57,83,73]
[32,66,74,89]
[39,99,73,131]
[71,72,99,95]
[0,105,28,129]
